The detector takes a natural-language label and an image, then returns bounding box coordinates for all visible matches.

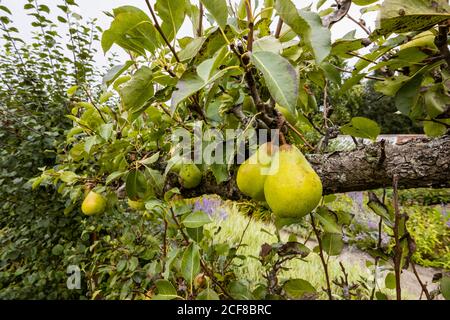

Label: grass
[205,199,402,299]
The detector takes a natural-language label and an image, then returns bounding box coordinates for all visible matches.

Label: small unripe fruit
[179,163,202,189]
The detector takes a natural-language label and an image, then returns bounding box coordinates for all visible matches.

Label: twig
[310,212,333,300]
[323,81,329,129]
[245,0,254,52]
[334,65,385,81]
[275,18,283,39]
[411,262,432,300]
[392,175,402,300]
[197,2,204,37]
[370,215,383,300]
[82,86,107,123]
[223,216,252,272]
[144,0,180,63]
[346,14,371,36]
[285,121,314,150]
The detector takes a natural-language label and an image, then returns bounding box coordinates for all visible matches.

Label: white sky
[1,0,378,67]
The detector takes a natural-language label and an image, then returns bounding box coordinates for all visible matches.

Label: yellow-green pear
[264,145,322,218]
[81,191,107,216]
[179,163,202,189]
[237,142,277,201]
[128,198,145,210]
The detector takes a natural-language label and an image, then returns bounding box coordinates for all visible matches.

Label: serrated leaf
[250,51,298,114]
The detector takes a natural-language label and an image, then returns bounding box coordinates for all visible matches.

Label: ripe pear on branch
[264,144,323,219]
[236,142,278,201]
[81,191,107,216]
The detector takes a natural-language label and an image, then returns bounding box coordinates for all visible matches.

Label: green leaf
[183,211,212,228]
[275,0,331,64]
[171,72,204,112]
[321,233,344,256]
[251,51,298,114]
[320,62,341,85]
[253,36,282,54]
[385,272,396,289]
[178,37,206,62]
[67,85,79,97]
[395,74,423,116]
[139,152,160,166]
[154,279,178,300]
[341,117,381,140]
[99,123,114,141]
[200,0,228,29]
[373,0,450,38]
[441,277,450,300]
[126,170,149,200]
[424,120,447,137]
[102,7,160,55]
[102,61,134,87]
[155,0,186,42]
[106,171,128,185]
[119,66,154,112]
[316,206,341,234]
[51,244,64,256]
[186,227,204,242]
[171,66,240,113]
[181,243,201,283]
[283,279,316,298]
[196,288,220,300]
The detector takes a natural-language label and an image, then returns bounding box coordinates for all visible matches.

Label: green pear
[179,163,202,189]
[264,145,322,218]
[81,191,107,216]
[237,142,277,201]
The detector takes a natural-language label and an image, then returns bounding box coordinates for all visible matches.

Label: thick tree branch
[168,135,450,199]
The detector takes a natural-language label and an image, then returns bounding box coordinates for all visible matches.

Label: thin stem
[285,121,314,150]
[334,65,384,81]
[310,213,333,300]
[346,14,371,36]
[411,262,431,300]
[275,18,283,39]
[245,0,254,52]
[392,175,402,300]
[144,0,180,63]
[197,2,204,37]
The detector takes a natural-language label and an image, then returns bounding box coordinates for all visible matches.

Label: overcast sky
[1,0,378,67]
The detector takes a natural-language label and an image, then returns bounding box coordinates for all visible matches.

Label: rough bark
[172,135,450,200]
